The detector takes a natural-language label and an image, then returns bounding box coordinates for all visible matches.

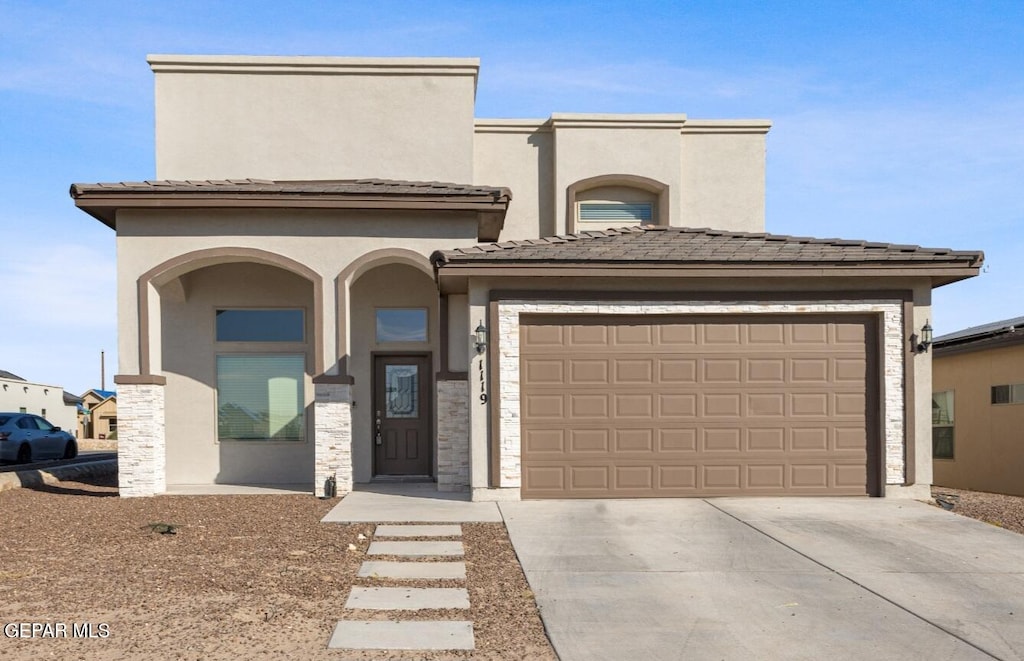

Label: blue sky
[1,0,1021,395]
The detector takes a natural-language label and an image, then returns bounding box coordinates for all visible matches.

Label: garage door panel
[570,429,609,453]
[615,466,654,490]
[703,428,742,452]
[747,358,785,382]
[703,465,742,489]
[614,358,654,383]
[570,394,608,419]
[747,464,785,489]
[748,428,785,452]
[703,324,741,344]
[521,315,872,498]
[524,359,564,384]
[570,466,609,490]
[658,324,697,345]
[704,393,742,416]
[523,429,565,454]
[615,428,655,453]
[660,359,698,382]
[659,429,697,452]
[658,394,698,418]
[614,393,653,418]
[524,394,564,418]
[747,393,785,416]
[569,359,609,384]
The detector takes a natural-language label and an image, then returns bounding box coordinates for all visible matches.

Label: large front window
[217,354,305,441]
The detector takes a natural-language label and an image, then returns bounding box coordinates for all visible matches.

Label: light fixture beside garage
[474,322,488,354]
[913,321,934,353]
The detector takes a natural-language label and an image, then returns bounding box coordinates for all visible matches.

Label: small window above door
[376,308,428,343]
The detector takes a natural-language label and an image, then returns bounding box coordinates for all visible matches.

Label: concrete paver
[501,498,1022,661]
[322,483,501,522]
[358,560,466,580]
[375,524,463,537]
[367,540,464,557]
[328,620,475,650]
[345,586,469,610]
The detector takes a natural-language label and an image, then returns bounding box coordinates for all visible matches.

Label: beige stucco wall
[151,56,478,183]
[473,115,769,238]
[161,262,314,485]
[0,377,77,433]
[473,122,555,239]
[90,398,118,439]
[933,341,1024,496]
[348,263,440,483]
[680,122,769,232]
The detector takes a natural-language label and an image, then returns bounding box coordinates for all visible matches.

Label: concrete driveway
[499,498,1024,661]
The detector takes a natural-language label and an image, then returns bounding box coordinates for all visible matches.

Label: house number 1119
[478,358,488,404]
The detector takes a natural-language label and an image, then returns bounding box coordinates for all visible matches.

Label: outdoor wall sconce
[913,320,934,353]
[474,322,488,354]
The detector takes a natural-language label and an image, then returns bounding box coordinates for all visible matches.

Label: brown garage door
[520,315,876,498]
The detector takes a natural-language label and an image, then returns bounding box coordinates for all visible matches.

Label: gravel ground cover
[931,485,1024,535]
[0,474,555,660]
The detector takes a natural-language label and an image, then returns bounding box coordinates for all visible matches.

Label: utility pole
[101,350,105,391]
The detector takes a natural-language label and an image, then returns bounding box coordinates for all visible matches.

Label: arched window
[567,174,669,233]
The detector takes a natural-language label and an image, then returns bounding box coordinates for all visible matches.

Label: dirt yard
[0,474,556,660]
[931,485,1024,535]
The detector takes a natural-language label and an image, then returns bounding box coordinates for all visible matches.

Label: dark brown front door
[374,355,431,476]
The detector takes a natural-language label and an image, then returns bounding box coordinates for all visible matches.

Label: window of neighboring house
[215,309,304,342]
[376,308,428,343]
[991,383,1024,405]
[578,202,654,225]
[18,407,26,414]
[216,354,305,442]
[41,408,46,418]
[932,391,955,459]
[108,418,117,433]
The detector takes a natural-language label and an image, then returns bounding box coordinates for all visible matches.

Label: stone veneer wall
[117,383,166,497]
[314,383,353,497]
[436,380,470,491]
[498,300,906,490]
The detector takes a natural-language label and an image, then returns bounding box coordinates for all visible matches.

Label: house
[932,316,1024,496]
[70,55,983,499]
[0,370,80,434]
[78,389,118,440]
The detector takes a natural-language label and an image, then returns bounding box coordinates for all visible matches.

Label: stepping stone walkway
[328,523,475,652]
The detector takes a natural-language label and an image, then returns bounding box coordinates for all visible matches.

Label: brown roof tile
[432,226,984,267]
[70,178,511,200]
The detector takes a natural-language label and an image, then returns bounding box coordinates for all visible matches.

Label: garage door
[520,315,876,498]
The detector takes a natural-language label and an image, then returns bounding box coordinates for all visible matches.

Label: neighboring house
[78,389,118,439]
[0,370,80,434]
[932,316,1024,496]
[70,55,983,499]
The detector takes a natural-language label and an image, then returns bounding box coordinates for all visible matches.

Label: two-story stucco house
[71,55,982,499]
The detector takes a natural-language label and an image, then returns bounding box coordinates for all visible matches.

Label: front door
[374,355,431,476]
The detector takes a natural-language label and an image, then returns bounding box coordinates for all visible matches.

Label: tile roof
[70,178,511,200]
[934,315,1024,346]
[432,226,984,267]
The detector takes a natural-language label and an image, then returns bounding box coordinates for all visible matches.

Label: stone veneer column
[314,382,353,497]
[436,380,470,491]
[116,382,166,497]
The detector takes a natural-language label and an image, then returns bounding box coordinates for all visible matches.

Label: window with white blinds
[217,354,305,441]
[578,202,654,224]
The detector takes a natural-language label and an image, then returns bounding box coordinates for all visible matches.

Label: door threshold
[371,475,435,483]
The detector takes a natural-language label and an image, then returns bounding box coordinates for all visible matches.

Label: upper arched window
[567,175,669,233]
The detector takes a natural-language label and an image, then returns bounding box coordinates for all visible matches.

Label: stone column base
[315,383,353,497]
[436,380,470,492]
[116,382,166,497]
